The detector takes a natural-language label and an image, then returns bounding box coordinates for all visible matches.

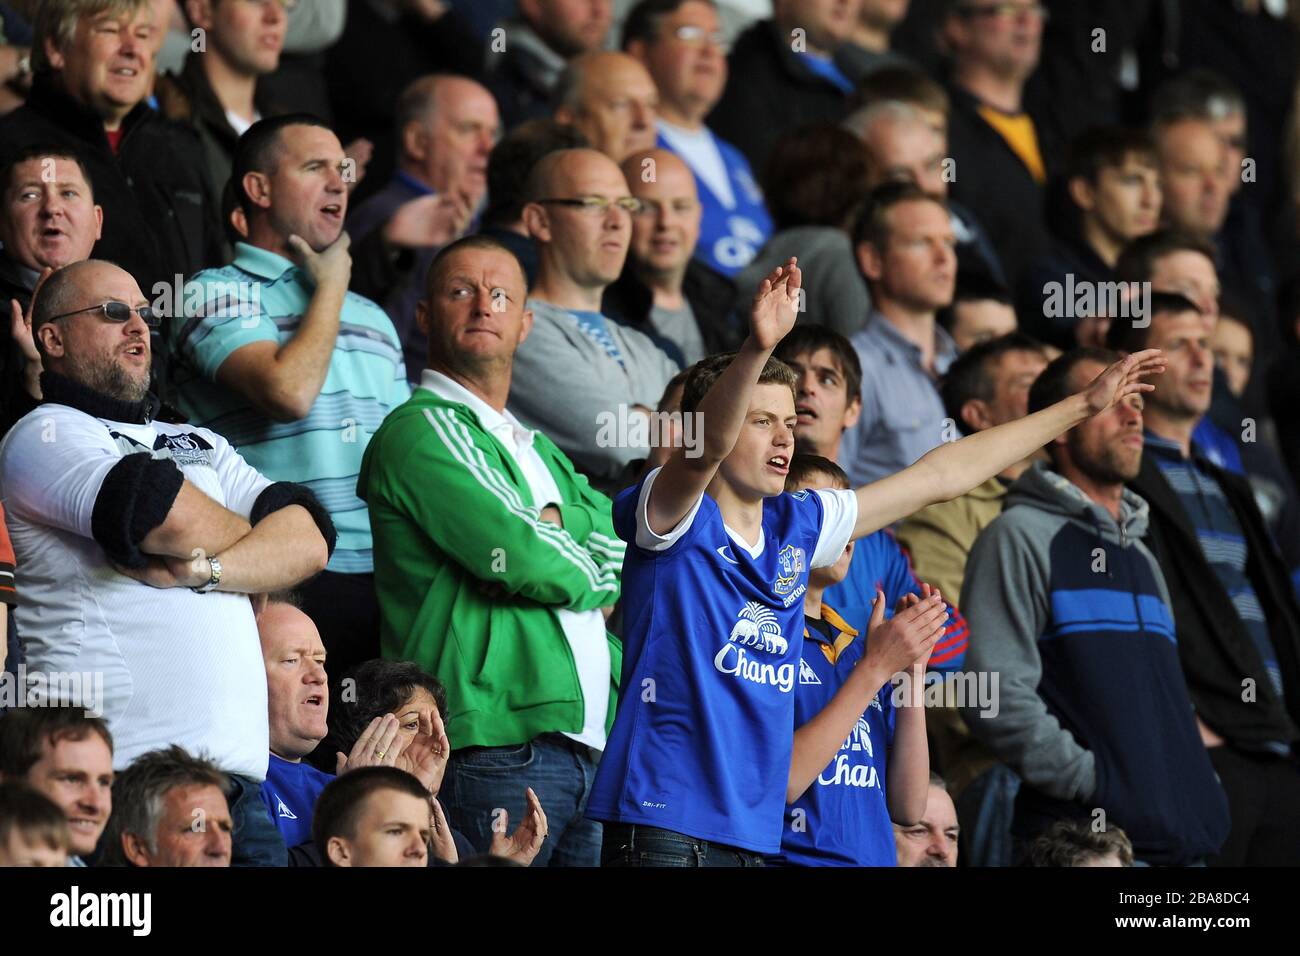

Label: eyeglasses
[537,196,645,216]
[45,301,160,328]
[957,2,1049,20]
[673,25,728,50]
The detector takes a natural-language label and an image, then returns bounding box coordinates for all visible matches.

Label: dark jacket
[0,73,223,294]
[706,19,852,173]
[1129,449,1300,750]
[0,255,37,438]
[482,18,563,133]
[155,53,284,222]
[345,174,440,383]
[1015,233,1112,350]
[602,258,742,361]
[945,84,1056,286]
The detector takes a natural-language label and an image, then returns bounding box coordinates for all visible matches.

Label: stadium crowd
[0,0,1299,869]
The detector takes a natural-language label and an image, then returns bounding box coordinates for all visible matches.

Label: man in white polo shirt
[0,259,335,866]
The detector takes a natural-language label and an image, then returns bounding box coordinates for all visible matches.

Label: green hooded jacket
[358,388,624,749]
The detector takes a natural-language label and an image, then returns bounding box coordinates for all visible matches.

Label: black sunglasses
[45,301,160,328]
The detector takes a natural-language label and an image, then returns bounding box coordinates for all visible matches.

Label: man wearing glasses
[511,147,680,493]
[604,147,740,366]
[623,0,774,279]
[0,258,334,866]
[940,0,1055,285]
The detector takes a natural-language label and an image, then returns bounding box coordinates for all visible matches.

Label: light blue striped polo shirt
[170,242,411,574]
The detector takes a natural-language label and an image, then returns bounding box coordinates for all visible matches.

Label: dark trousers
[299,570,381,686]
[1207,745,1300,866]
[600,822,765,867]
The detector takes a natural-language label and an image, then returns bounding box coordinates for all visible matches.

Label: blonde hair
[33,0,153,74]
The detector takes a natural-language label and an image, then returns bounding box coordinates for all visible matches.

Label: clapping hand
[487,787,548,866]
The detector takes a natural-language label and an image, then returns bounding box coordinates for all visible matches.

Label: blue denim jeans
[228,774,287,867]
[441,733,602,867]
[600,823,766,867]
[958,763,1021,867]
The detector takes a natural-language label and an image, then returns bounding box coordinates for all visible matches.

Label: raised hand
[748,256,801,352]
[394,707,451,795]
[862,587,947,681]
[336,714,403,774]
[382,191,475,250]
[1080,348,1166,416]
[487,787,548,866]
[11,267,53,399]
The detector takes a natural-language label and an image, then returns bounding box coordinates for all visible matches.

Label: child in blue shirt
[774,455,934,867]
[588,257,1166,865]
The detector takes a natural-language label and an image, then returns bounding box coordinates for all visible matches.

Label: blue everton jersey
[587,468,858,854]
[261,753,334,849]
[656,128,774,278]
[774,607,897,867]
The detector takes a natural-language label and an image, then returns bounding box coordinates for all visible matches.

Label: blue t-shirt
[656,127,774,278]
[773,608,897,867]
[826,530,969,671]
[261,753,333,849]
[586,468,858,854]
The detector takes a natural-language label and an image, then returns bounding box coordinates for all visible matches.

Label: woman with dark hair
[324,658,450,769]
[733,123,875,337]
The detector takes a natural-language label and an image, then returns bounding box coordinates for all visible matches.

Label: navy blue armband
[91,453,185,569]
[251,482,337,558]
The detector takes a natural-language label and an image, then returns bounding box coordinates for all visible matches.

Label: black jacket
[1129,450,1300,750]
[602,259,742,363]
[706,19,852,174]
[0,73,223,294]
[156,53,284,225]
[0,255,37,439]
[945,84,1057,287]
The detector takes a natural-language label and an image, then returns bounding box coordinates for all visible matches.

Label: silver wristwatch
[193,555,223,593]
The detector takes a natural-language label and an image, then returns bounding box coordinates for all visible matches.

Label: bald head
[32,259,152,403]
[554,52,659,162]
[622,148,700,283]
[259,600,329,760]
[522,148,634,295]
[397,73,500,199]
[855,102,950,196]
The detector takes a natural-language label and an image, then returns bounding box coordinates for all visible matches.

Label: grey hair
[100,746,229,866]
[394,74,451,137]
[32,0,153,74]
[843,100,929,142]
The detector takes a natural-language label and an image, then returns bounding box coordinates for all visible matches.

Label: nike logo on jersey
[716,545,739,564]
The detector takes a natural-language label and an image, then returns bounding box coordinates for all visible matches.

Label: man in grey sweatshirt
[511,148,680,493]
[960,348,1229,865]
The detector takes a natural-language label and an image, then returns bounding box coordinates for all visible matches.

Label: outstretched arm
[851,349,1165,539]
[645,258,801,535]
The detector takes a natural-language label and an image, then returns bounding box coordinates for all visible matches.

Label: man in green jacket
[358,234,624,867]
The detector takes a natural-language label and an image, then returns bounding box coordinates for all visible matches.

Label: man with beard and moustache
[0,259,334,866]
[510,148,679,492]
[1112,297,1300,866]
[170,116,411,684]
[959,345,1230,866]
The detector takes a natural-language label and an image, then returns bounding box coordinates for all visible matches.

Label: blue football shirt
[773,607,898,867]
[586,467,858,854]
[261,753,334,849]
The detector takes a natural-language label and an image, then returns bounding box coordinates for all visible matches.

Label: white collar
[419,368,535,448]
